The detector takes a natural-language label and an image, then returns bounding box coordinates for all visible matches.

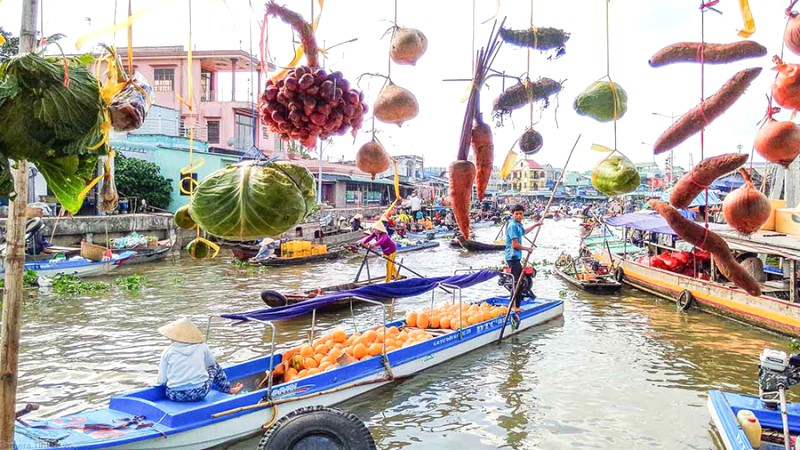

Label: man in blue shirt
[505,204,543,314]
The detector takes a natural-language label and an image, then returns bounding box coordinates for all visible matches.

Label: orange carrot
[649,200,761,296]
[449,160,476,237]
[471,120,494,201]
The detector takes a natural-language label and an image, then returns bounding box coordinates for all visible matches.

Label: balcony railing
[200,89,216,102]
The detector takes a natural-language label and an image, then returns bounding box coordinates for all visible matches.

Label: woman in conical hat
[155,318,243,402]
[360,220,398,282]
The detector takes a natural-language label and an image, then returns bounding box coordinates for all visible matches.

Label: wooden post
[0,1,38,447]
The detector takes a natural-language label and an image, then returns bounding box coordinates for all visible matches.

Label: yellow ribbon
[590,144,614,153]
[499,149,517,179]
[0,35,5,46]
[75,1,167,50]
[379,158,401,220]
[187,237,221,259]
[737,0,755,38]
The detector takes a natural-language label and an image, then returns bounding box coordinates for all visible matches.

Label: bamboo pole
[0,1,38,447]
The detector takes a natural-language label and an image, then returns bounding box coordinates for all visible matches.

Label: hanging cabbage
[180,161,317,241]
[0,53,105,213]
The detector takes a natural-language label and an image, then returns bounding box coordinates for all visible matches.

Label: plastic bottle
[736,410,762,449]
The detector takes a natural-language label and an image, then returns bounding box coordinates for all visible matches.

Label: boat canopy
[221,270,499,322]
[659,188,722,207]
[605,213,677,235]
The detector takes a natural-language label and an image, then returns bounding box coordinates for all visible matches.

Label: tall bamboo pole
[0,1,38,447]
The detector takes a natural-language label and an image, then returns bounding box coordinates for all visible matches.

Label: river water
[14,219,791,449]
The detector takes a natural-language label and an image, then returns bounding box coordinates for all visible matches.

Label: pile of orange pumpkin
[406,302,508,331]
[274,326,435,383]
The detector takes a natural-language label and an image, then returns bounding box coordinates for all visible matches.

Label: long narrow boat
[13,271,563,449]
[257,248,344,267]
[259,274,407,308]
[456,236,504,252]
[362,240,440,257]
[553,253,623,294]
[2,251,135,278]
[406,227,454,240]
[591,212,800,336]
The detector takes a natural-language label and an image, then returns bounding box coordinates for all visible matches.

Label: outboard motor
[498,266,537,299]
[759,349,800,407]
[758,348,800,449]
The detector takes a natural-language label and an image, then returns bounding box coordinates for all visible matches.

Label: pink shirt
[362,232,397,255]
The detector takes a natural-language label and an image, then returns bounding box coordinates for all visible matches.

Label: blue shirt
[505,220,524,261]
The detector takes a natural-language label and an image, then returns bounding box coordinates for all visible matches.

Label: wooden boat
[260,275,408,308]
[121,240,173,265]
[406,227,454,240]
[456,236,505,252]
[3,251,136,278]
[13,276,563,449]
[258,248,344,267]
[592,212,800,336]
[393,240,440,254]
[553,253,622,294]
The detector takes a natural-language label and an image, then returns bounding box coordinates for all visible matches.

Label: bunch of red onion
[260,66,367,149]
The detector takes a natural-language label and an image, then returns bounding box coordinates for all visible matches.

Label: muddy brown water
[15,219,790,449]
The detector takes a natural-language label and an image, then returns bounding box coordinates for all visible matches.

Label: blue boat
[394,239,440,254]
[2,251,136,278]
[13,271,563,449]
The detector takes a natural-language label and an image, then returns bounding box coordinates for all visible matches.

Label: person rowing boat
[505,204,543,321]
[360,221,399,282]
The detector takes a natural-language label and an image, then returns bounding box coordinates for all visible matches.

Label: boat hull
[708,390,800,450]
[553,263,622,294]
[595,251,800,336]
[259,250,342,267]
[15,297,563,450]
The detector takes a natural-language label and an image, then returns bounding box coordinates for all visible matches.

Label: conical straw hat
[370,221,387,233]
[158,318,204,344]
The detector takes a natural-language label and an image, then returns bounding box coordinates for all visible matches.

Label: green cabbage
[574,81,627,123]
[0,53,104,213]
[591,153,640,196]
[188,161,317,241]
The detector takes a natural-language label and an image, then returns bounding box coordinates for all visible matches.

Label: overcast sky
[0,0,791,172]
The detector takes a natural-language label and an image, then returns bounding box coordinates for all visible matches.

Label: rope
[700,0,709,230]
[527,0,534,128]
[604,0,618,151]
[388,0,398,80]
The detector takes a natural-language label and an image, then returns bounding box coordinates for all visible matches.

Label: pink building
[120,45,280,153]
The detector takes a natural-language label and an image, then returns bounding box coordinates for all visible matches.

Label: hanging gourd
[259,2,367,149]
[573,80,628,123]
[373,81,419,127]
[355,138,391,180]
[591,149,640,196]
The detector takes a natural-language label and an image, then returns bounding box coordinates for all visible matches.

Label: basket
[81,241,108,262]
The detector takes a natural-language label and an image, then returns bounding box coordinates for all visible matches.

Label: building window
[200,70,213,101]
[234,112,255,150]
[207,120,220,144]
[153,68,174,92]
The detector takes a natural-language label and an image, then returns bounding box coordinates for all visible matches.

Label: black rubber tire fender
[677,289,694,312]
[260,290,288,307]
[614,267,624,283]
[257,405,377,450]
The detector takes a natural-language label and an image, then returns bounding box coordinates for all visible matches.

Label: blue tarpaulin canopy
[659,188,721,207]
[709,174,745,192]
[605,212,677,235]
[221,270,499,322]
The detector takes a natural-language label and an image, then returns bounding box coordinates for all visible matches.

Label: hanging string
[388,0,398,81]
[604,0,618,152]
[528,0,534,128]
[700,0,709,227]
[471,0,476,73]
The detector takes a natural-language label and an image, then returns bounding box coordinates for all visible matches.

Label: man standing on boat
[505,204,543,317]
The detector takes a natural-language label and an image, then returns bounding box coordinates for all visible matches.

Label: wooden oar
[497,134,581,343]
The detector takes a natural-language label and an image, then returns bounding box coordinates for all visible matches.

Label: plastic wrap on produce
[109,72,154,132]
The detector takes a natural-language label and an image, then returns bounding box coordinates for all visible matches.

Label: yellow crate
[776,207,800,236]
[760,199,786,231]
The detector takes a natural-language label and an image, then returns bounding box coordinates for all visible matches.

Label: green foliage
[0,28,19,63]
[789,338,800,353]
[0,269,40,288]
[0,53,104,212]
[114,154,174,210]
[51,274,110,296]
[114,274,148,292]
